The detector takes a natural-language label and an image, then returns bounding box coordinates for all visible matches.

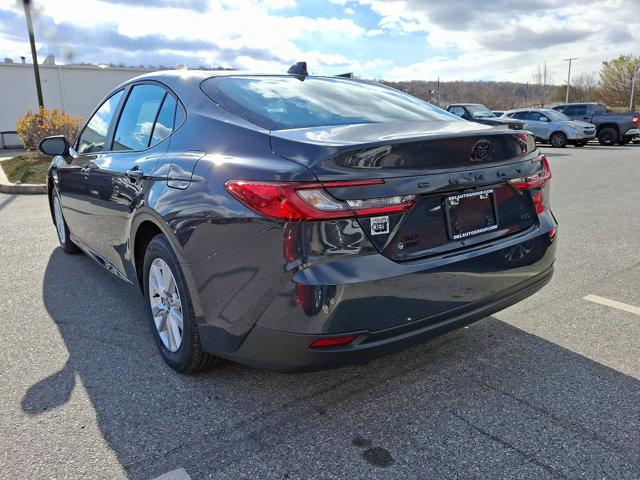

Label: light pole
[563,57,578,104]
[23,0,44,108]
[630,64,638,111]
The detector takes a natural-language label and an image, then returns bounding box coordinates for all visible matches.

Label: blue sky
[0,0,637,83]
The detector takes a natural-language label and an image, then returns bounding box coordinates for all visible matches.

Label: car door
[87,82,178,278]
[524,111,550,140]
[565,104,589,122]
[56,89,125,251]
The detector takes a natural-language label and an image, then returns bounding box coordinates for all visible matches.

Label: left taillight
[224,179,416,221]
[509,155,551,214]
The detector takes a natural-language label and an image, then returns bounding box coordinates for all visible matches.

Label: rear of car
[191,76,556,371]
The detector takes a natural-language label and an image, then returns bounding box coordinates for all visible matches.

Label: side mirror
[38,135,69,156]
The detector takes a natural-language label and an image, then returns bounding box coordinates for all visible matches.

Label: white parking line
[151,468,191,480]
[584,294,640,316]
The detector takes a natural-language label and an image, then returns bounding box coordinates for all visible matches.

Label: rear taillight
[509,155,551,214]
[632,116,640,125]
[225,179,416,221]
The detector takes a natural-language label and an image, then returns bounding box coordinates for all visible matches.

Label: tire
[143,234,221,373]
[51,190,79,254]
[549,131,567,148]
[598,127,618,146]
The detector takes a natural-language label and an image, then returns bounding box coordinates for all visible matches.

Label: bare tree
[532,61,555,107]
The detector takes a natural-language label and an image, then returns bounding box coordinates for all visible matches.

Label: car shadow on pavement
[23,248,640,479]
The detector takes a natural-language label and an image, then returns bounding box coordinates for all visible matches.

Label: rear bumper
[196,211,557,371]
[221,264,553,372]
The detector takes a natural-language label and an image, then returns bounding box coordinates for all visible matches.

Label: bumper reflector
[309,335,358,349]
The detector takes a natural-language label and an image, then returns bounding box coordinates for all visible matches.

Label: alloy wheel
[148,258,184,352]
[53,195,66,243]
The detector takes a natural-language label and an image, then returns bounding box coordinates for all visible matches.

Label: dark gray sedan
[40,68,556,373]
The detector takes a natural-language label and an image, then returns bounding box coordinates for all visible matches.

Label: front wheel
[52,191,79,254]
[549,132,567,148]
[143,234,221,373]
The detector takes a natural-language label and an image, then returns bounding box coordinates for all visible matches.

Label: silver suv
[502,108,596,147]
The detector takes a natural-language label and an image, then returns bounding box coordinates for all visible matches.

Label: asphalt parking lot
[1,143,640,480]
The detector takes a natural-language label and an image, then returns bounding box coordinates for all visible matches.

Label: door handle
[126,168,144,180]
[81,166,92,178]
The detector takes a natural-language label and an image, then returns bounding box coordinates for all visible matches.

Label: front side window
[113,85,167,151]
[202,75,461,130]
[527,111,544,121]
[77,90,124,154]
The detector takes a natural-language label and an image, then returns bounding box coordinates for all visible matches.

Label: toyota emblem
[471,139,491,162]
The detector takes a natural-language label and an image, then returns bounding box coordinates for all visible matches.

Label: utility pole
[563,57,578,104]
[630,64,638,111]
[23,0,44,108]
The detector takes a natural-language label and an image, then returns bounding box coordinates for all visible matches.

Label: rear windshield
[201,75,461,130]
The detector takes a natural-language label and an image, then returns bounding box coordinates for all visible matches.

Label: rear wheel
[52,191,79,254]
[549,132,567,148]
[143,234,221,373]
[598,127,618,146]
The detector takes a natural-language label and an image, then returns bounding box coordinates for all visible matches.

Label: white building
[0,59,154,140]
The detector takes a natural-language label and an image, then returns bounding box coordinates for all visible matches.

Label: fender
[128,206,206,318]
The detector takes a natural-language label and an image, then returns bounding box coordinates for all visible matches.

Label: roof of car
[505,107,556,113]
[448,103,484,107]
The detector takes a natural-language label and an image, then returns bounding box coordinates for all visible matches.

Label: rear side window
[77,90,124,154]
[448,106,466,117]
[566,105,588,116]
[150,94,177,146]
[594,104,607,114]
[201,76,461,130]
[113,85,167,151]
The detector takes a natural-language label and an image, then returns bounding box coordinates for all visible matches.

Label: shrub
[16,107,82,151]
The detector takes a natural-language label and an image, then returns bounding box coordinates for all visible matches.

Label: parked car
[502,108,595,147]
[552,102,640,146]
[447,103,526,129]
[41,67,556,373]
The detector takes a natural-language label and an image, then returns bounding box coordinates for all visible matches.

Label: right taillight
[225,179,416,221]
[632,116,640,125]
[509,155,551,214]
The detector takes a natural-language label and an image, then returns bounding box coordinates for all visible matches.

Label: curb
[0,160,47,194]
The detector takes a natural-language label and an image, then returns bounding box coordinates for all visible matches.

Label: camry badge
[470,139,491,162]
